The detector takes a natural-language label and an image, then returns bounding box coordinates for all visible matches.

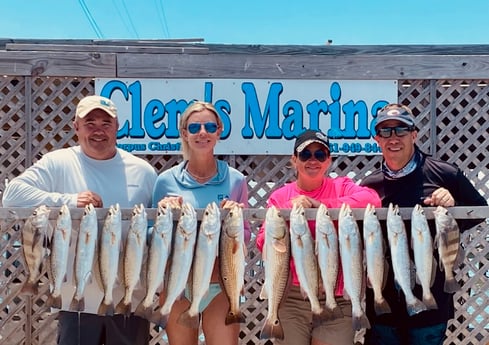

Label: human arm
[2,157,78,207]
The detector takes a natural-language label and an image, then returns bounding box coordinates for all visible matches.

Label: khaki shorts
[275,285,354,345]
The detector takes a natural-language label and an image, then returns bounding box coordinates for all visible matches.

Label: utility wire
[78,0,104,38]
[155,0,170,38]
[119,0,140,38]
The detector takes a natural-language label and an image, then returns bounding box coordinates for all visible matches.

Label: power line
[119,0,140,38]
[155,0,170,38]
[78,0,104,38]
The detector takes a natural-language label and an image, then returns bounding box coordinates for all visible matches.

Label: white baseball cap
[75,95,117,119]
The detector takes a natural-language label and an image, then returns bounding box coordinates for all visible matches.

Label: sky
[2,0,489,45]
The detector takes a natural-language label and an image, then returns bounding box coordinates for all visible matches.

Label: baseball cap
[75,95,117,119]
[374,103,415,130]
[294,130,330,153]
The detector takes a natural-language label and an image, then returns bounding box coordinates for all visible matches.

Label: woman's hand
[158,195,183,209]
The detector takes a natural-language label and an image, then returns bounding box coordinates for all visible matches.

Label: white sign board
[95,79,397,155]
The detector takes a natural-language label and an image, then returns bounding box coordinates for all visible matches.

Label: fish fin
[115,299,131,317]
[444,278,461,293]
[49,294,62,309]
[177,310,200,329]
[134,300,152,320]
[69,296,85,312]
[272,239,287,253]
[422,293,438,310]
[98,301,115,316]
[406,298,427,316]
[352,313,371,331]
[260,318,284,340]
[259,284,268,300]
[454,246,465,267]
[225,309,246,325]
[374,297,392,316]
[20,281,38,296]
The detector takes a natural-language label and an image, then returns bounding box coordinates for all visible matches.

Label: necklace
[186,161,217,181]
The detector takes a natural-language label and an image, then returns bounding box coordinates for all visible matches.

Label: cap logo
[387,109,402,116]
[315,132,328,141]
[100,99,112,107]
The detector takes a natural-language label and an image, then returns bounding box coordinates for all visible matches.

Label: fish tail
[20,281,38,296]
[69,296,85,312]
[444,278,460,293]
[260,317,284,340]
[134,301,151,320]
[422,293,438,310]
[352,313,371,331]
[177,310,200,329]
[115,299,131,317]
[374,297,392,315]
[46,293,62,309]
[406,298,427,316]
[98,300,115,316]
[225,309,246,325]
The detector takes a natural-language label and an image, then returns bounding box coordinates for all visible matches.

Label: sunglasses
[187,122,218,134]
[298,149,329,162]
[376,126,414,138]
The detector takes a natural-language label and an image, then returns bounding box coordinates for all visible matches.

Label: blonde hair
[179,101,223,160]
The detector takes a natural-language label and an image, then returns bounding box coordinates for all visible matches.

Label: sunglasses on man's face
[298,149,329,162]
[376,126,414,138]
[187,122,218,134]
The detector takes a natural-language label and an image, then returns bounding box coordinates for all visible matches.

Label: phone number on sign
[329,142,382,154]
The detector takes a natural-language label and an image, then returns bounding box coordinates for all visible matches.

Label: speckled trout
[315,203,342,319]
[387,203,427,316]
[433,205,463,293]
[154,202,197,329]
[338,203,370,331]
[135,203,173,320]
[21,205,50,296]
[289,203,323,322]
[178,202,221,329]
[411,204,438,309]
[47,204,72,308]
[97,204,122,316]
[70,204,97,311]
[116,203,148,317]
[219,204,246,325]
[259,206,290,340]
[363,203,391,315]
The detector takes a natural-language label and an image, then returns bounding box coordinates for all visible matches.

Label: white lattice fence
[1,76,489,344]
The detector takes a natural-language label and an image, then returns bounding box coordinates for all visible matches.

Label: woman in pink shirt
[256,129,381,345]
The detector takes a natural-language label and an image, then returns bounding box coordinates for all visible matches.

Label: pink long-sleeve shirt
[256,176,381,296]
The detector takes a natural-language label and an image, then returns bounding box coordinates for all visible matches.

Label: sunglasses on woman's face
[298,149,329,162]
[187,122,218,134]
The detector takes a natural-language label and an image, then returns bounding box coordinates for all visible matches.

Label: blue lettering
[306,100,328,132]
[342,100,369,139]
[144,99,166,139]
[327,82,342,139]
[282,100,304,139]
[241,82,283,139]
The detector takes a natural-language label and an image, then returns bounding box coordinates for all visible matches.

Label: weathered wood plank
[6,43,209,55]
[0,51,116,77]
[1,206,487,221]
[117,53,489,79]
